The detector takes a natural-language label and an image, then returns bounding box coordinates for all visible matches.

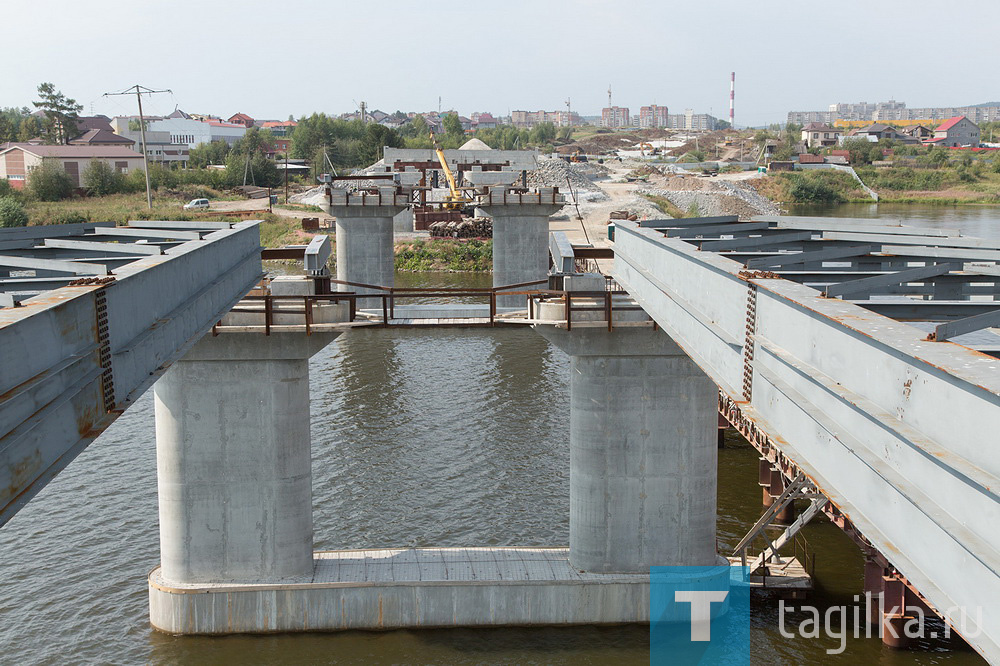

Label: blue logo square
[650,564,755,665]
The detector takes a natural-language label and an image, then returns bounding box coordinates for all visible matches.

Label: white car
[183,198,210,210]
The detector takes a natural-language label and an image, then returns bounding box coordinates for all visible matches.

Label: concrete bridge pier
[324,187,410,297]
[478,198,563,309]
[535,326,721,572]
[152,330,338,586]
[328,206,405,296]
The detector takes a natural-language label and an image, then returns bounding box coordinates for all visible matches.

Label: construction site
[288,130,778,257]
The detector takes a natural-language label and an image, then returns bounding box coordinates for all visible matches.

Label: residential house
[75,115,115,133]
[0,143,145,189]
[927,116,980,147]
[70,129,136,147]
[471,112,498,130]
[227,113,255,128]
[800,122,842,148]
[260,120,297,137]
[849,123,907,142]
[904,124,935,140]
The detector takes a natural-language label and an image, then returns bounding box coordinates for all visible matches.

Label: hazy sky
[5,0,999,126]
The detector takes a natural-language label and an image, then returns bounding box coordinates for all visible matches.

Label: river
[787,202,1000,239]
[1,210,995,663]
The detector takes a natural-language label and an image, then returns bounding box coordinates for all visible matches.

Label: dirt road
[208,199,331,222]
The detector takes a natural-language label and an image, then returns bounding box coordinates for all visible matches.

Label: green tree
[401,114,428,139]
[187,140,232,169]
[82,159,125,195]
[443,112,463,137]
[32,82,82,144]
[232,127,274,156]
[0,196,28,227]
[356,124,403,166]
[842,138,882,165]
[26,161,75,201]
[225,151,280,188]
[16,116,40,142]
[529,122,556,145]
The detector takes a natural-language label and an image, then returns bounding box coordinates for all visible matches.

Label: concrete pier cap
[477,186,566,308]
[323,186,410,295]
[534,318,721,574]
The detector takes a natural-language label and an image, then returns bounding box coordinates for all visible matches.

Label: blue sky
[5,0,998,126]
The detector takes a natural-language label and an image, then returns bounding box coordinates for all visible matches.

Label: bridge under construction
[1,203,998,660]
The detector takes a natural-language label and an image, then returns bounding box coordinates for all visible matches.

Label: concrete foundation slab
[149,547,653,634]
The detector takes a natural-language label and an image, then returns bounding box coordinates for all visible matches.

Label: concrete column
[480,203,562,308]
[327,205,406,296]
[154,331,338,584]
[536,326,719,573]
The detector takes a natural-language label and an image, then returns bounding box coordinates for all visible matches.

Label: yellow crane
[430,132,465,210]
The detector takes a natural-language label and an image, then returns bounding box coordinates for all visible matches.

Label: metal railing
[214,278,643,335]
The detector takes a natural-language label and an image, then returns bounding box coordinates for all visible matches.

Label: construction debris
[429,217,493,239]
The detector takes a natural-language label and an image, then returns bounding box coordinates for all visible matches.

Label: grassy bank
[758,164,1000,205]
[754,171,868,204]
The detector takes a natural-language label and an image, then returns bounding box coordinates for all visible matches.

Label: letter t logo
[675,591,729,641]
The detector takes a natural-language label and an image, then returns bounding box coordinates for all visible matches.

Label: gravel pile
[529,157,607,197]
[637,181,780,220]
[289,185,326,206]
[714,180,782,216]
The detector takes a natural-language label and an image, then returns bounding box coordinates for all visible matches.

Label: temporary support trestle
[733,472,829,572]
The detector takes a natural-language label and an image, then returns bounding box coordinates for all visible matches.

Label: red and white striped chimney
[730,72,735,128]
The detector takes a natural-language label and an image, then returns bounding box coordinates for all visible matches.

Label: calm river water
[1,205,995,664]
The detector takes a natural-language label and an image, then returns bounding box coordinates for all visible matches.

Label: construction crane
[430,132,465,210]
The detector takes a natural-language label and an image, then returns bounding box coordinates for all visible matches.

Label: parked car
[183,198,210,210]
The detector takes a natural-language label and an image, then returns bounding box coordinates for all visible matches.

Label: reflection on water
[0,270,987,664]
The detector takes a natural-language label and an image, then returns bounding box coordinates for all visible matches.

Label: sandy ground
[208,199,331,221]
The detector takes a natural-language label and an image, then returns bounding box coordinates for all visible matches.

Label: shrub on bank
[0,196,28,227]
[26,161,75,201]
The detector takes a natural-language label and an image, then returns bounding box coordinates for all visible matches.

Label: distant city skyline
[5,0,999,128]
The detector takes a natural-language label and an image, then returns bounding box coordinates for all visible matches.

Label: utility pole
[284,150,289,203]
[104,85,170,210]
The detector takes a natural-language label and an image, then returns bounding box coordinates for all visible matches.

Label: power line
[103,85,171,210]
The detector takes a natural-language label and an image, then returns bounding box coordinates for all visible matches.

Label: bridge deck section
[613,216,1000,661]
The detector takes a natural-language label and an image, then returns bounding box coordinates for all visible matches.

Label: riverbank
[756,166,1000,206]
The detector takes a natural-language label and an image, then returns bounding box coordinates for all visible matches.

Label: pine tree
[33,82,82,144]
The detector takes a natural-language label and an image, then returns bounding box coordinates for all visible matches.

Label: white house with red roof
[926,116,980,147]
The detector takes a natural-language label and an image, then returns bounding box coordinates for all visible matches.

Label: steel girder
[0,221,263,527]
[612,220,1000,661]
